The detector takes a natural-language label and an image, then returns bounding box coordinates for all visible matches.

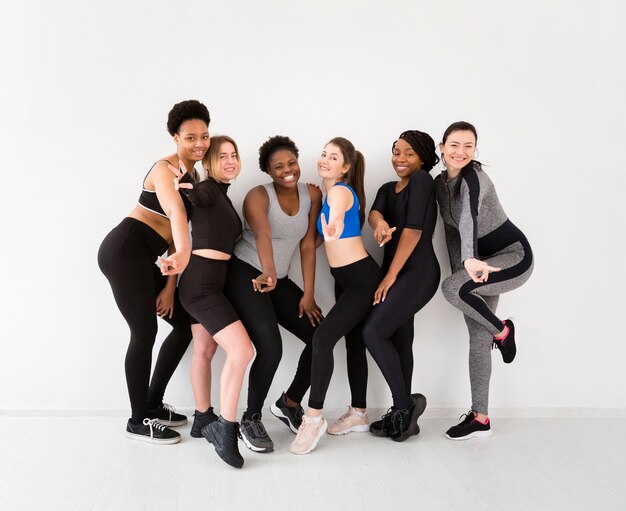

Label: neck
[273,182,298,197]
[178,155,196,174]
[446,167,462,180]
[322,177,340,193]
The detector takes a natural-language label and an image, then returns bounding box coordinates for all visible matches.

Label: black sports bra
[137,160,195,218]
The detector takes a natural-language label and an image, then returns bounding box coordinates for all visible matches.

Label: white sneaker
[289,415,328,455]
[328,406,369,435]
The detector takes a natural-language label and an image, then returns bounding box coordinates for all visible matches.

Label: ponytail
[327,137,366,227]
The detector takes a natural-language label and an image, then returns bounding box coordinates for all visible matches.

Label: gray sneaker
[239,413,274,453]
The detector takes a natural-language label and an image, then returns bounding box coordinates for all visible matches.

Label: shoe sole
[125,431,180,445]
[446,429,492,440]
[392,394,427,442]
[369,425,390,437]
[158,418,188,427]
[290,420,328,455]
[328,424,370,436]
[239,428,274,453]
[202,425,244,469]
[270,403,299,434]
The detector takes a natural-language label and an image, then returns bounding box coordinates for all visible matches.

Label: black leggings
[97,218,192,420]
[362,260,440,410]
[224,256,317,415]
[308,255,381,410]
[178,255,239,336]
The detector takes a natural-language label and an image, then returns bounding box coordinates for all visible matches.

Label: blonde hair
[202,135,241,181]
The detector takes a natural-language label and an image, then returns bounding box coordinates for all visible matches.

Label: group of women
[98,100,533,469]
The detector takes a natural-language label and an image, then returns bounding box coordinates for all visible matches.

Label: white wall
[1,0,624,413]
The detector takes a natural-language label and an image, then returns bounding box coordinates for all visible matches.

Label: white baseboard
[1,407,624,418]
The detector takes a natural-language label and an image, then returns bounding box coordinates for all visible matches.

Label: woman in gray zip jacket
[434,121,533,441]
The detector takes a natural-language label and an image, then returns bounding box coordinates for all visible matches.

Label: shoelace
[161,402,176,421]
[456,411,477,425]
[243,416,268,436]
[380,407,394,426]
[337,408,354,423]
[142,418,167,439]
[295,418,317,442]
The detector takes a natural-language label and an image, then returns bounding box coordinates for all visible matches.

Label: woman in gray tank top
[223,135,323,453]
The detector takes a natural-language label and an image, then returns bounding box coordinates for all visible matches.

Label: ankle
[494,324,509,341]
[284,394,299,408]
[474,413,489,424]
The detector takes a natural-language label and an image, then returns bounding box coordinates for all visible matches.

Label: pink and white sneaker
[327,406,369,435]
[289,415,328,454]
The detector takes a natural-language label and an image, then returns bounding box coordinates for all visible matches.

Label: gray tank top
[234,182,311,278]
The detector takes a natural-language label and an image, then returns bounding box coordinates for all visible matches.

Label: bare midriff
[192,249,231,261]
[324,236,368,268]
[127,205,173,245]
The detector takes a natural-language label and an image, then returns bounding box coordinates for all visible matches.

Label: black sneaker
[270,393,304,434]
[445,411,492,440]
[410,393,428,436]
[190,407,219,438]
[202,416,244,469]
[126,418,181,445]
[148,403,188,427]
[369,407,394,437]
[239,413,274,453]
[388,393,427,442]
[492,319,516,363]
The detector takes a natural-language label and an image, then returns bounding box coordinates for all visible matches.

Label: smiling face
[174,119,210,162]
[440,130,476,174]
[317,143,349,181]
[392,138,423,178]
[218,141,240,182]
[268,148,300,190]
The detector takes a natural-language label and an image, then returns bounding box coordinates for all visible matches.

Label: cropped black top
[182,178,242,254]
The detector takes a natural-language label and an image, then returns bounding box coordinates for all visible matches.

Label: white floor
[1,413,625,511]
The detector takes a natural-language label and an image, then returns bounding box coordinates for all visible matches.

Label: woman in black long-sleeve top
[362,130,441,442]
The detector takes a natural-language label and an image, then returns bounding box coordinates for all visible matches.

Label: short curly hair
[166,100,211,136]
[258,135,299,173]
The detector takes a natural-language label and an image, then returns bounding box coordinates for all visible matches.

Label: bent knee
[441,276,462,304]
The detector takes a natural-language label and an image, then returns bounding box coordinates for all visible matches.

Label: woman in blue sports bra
[290,137,381,455]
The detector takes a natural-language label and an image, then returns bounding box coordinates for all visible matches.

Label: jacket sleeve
[181,179,217,208]
[458,177,480,262]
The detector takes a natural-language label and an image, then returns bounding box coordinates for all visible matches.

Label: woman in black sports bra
[97,100,210,445]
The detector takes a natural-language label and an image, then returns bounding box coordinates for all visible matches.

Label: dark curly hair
[258,135,299,173]
[393,130,440,172]
[166,100,211,136]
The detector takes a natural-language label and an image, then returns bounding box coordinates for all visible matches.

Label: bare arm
[152,162,191,275]
[299,185,324,325]
[368,210,396,246]
[321,185,352,241]
[243,186,277,292]
[373,228,422,304]
[156,244,178,318]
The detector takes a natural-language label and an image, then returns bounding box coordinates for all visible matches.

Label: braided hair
[393,130,439,172]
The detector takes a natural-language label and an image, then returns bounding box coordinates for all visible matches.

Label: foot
[289,415,328,455]
[369,407,395,437]
[239,413,274,453]
[148,403,188,427]
[190,407,219,438]
[492,319,516,363]
[389,393,427,442]
[327,406,369,435]
[125,418,181,445]
[202,416,244,468]
[445,411,492,440]
[270,392,304,434]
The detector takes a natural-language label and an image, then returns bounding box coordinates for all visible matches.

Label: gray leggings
[442,241,533,414]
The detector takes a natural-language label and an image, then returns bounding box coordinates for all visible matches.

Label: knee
[312,330,333,355]
[233,340,255,366]
[441,275,461,305]
[361,321,379,349]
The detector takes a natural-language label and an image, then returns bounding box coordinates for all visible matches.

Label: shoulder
[328,182,353,200]
[306,183,322,201]
[410,170,434,186]
[246,184,270,201]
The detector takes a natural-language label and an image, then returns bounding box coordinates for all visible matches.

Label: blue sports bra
[316,182,361,239]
